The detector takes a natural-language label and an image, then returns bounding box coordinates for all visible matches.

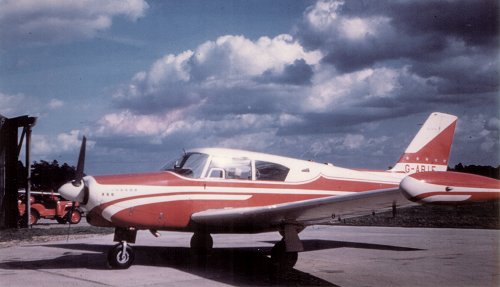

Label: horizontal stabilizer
[400,171,500,204]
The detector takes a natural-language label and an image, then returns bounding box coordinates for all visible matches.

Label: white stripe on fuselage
[101,194,253,221]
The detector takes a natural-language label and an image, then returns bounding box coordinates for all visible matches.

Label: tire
[190,232,213,254]
[271,240,298,270]
[108,243,134,269]
[69,210,82,224]
[29,209,40,225]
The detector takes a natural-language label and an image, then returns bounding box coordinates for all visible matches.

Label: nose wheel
[108,241,135,269]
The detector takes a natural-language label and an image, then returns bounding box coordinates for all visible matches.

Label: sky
[0,0,498,175]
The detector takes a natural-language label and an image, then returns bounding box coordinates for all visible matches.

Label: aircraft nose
[58,181,85,202]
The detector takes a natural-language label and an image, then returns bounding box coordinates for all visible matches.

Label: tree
[31,160,76,191]
[450,163,500,179]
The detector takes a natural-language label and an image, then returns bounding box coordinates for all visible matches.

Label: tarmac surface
[0,224,498,287]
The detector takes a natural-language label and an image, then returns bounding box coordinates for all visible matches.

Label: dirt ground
[0,225,113,248]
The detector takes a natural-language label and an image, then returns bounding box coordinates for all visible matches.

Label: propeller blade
[60,136,88,202]
[73,136,86,186]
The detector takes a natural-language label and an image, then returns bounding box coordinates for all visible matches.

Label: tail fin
[390,112,457,174]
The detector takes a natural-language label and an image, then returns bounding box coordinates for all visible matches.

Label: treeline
[17,160,77,191]
[449,163,500,179]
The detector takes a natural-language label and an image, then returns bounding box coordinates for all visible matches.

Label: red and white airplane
[58,112,500,269]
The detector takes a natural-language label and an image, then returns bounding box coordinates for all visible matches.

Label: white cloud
[47,98,64,109]
[0,0,149,47]
[0,92,28,116]
[342,134,365,149]
[57,130,83,151]
[31,134,54,156]
[340,18,374,40]
[32,130,93,158]
[0,92,67,118]
[111,34,321,115]
[304,66,403,112]
[454,114,499,164]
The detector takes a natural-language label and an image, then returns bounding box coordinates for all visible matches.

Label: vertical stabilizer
[390,112,457,174]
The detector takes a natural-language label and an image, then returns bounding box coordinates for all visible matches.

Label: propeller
[59,136,87,203]
[74,136,86,186]
[59,136,87,240]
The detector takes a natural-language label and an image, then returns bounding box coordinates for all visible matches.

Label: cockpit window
[163,152,208,178]
[207,156,252,180]
[255,161,289,181]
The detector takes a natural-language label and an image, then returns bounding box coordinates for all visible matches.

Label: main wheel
[108,243,135,269]
[271,240,298,270]
[190,232,213,254]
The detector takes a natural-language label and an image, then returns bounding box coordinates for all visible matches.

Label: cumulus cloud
[453,114,500,165]
[111,34,321,115]
[295,0,498,96]
[0,0,149,47]
[32,130,94,158]
[0,92,28,116]
[0,92,66,118]
[47,98,64,110]
[88,0,498,170]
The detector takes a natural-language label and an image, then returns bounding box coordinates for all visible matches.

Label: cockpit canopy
[162,150,290,182]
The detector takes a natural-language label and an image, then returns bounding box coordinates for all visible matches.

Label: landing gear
[108,241,135,269]
[107,227,137,269]
[190,232,213,254]
[271,240,298,270]
[271,224,304,270]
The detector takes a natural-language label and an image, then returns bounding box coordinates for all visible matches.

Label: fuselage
[82,148,403,232]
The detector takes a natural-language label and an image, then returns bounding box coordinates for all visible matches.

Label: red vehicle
[18,191,82,225]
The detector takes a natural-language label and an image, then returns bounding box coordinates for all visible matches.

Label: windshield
[162,152,209,178]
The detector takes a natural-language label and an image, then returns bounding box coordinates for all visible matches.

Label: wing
[191,187,415,233]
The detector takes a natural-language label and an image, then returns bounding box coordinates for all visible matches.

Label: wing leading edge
[191,187,414,233]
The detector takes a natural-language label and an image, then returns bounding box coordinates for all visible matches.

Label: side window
[207,157,252,180]
[255,161,289,181]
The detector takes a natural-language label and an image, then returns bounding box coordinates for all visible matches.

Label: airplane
[58,112,500,269]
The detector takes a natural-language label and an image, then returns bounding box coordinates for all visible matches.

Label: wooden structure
[0,114,36,228]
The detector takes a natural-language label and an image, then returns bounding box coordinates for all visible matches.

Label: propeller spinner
[59,136,87,203]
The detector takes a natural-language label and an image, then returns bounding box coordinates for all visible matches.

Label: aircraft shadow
[0,239,421,286]
[296,239,422,252]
